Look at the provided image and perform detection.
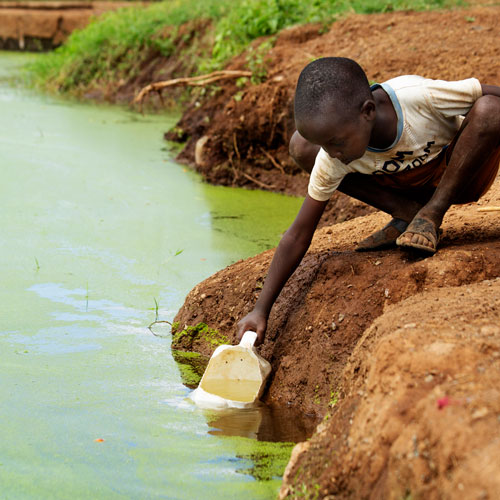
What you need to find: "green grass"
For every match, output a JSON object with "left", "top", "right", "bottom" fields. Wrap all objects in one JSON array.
[
  {"left": 29, "top": 0, "right": 228, "bottom": 92},
  {"left": 29, "top": 0, "right": 461, "bottom": 95}
]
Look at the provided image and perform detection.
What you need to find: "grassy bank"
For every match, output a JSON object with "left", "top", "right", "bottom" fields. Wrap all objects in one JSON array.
[{"left": 30, "top": 0, "right": 460, "bottom": 96}]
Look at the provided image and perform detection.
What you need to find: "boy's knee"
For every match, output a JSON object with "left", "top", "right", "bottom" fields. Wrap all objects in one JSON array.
[
  {"left": 289, "top": 131, "right": 320, "bottom": 174},
  {"left": 469, "top": 95, "right": 500, "bottom": 137}
]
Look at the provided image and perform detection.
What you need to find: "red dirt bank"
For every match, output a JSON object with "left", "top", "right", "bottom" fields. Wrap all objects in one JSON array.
[
  {"left": 167, "top": 4, "right": 500, "bottom": 498},
  {"left": 174, "top": 174, "right": 500, "bottom": 499}
]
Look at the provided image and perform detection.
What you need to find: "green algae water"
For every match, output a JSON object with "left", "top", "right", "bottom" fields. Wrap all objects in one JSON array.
[{"left": 0, "top": 53, "right": 309, "bottom": 499}]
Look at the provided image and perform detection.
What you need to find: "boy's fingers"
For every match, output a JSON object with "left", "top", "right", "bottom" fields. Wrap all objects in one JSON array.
[
  {"left": 236, "top": 319, "right": 252, "bottom": 342},
  {"left": 255, "top": 330, "right": 265, "bottom": 346},
  {"left": 236, "top": 316, "right": 265, "bottom": 344}
]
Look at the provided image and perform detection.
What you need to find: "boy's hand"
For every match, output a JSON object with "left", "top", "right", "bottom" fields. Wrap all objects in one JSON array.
[{"left": 236, "top": 310, "right": 267, "bottom": 345}]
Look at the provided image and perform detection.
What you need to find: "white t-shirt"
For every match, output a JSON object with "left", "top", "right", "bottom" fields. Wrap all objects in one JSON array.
[{"left": 308, "top": 75, "right": 483, "bottom": 201}]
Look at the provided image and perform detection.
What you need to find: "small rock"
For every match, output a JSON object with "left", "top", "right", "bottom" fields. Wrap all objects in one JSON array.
[
  {"left": 472, "top": 407, "right": 489, "bottom": 420},
  {"left": 404, "top": 323, "right": 417, "bottom": 329},
  {"left": 384, "top": 288, "right": 390, "bottom": 297},
  {"left": 200, "top": 293, "right": 206, "bottom": 300},
  {"left": 331, "top": 321, "right": 337, "bottom": 331},
  {"left": 338, "top": 313, "right": 345, "bottom": 323},
  {"left": 374, "top": 260, "right": 382, "bottom": 266}
]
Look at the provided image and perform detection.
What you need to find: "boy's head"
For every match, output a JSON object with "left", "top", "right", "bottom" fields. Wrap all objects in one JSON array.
[{"left": 294, "top": 57, "right": 375, "bottom": 164}]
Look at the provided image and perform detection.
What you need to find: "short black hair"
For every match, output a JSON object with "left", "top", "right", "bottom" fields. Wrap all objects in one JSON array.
[{"left": 294, "top": 57, "right": 371, "bottom": 123}]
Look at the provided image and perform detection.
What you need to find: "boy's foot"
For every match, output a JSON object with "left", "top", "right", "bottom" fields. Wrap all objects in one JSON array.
[
  {"left": 396, "top": 217, "right": 440, "bottom": 254},
  {"left": 355, "top": 218, "right": 409, "bottom": 251}
]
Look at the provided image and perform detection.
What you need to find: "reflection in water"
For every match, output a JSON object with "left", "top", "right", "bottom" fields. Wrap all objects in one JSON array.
[
  {"left": 204, "top": 404, "right": 319, "bottom": 443},
  {"left": 174, "top": 348, "right": 320, "bottom": 443}
]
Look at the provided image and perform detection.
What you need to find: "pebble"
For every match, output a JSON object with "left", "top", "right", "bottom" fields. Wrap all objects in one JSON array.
[
  {"left": 404, "top": 323, "right": 417, "bottom": 329},
  {"left": 472, "top": 407, "right": 489, "bottom": 419}
]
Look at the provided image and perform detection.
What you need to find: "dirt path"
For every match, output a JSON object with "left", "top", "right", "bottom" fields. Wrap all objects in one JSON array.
[{"left": 0, "top": 1, "right": 141, "bottom": 50}]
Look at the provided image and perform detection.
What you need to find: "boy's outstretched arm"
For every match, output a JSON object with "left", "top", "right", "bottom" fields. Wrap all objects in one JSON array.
[{"left": 236, "top": 194, "right": 328, "bottom": 344}]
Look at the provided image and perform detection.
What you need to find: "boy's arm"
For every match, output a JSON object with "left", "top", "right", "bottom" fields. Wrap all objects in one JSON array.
[
  {"left": 236, "top": 194, "right": 328, "bottom": 344},
  {"left": 481, "top": 84, "right": 500, "bottom": 98}
]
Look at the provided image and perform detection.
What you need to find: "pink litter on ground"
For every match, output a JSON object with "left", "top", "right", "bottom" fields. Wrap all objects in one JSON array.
[{"left": 437, "top": 396, "right": 451, "bottom": 410}]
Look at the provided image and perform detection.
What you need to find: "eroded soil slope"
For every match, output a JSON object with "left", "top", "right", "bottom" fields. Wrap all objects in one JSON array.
[
  {"left": 173, "top": 176, "right": 500, "bottom": 499},
  {"left": 280, "top": 277, "right": 500, "bottom": 499}
]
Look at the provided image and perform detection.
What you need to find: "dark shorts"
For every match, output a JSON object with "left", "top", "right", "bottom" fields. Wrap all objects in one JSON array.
[{"left": 372, "top": 145, "right": 500, "bottom": 205}]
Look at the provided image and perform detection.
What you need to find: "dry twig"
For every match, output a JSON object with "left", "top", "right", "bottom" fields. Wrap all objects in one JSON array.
[
  {"left": 477, "top": 206, "right": 500, "bottom": 212},
  {"left": 134, "top": 70, "right": 252, "bottom": 109}
]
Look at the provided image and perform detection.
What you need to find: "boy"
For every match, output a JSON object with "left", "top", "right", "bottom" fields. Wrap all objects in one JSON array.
[{"left": 237, "top": 57, "right": 500, "bottom": 343}]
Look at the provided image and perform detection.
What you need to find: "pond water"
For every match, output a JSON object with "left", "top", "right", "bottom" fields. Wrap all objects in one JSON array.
[{"left": 0, "top": 53, "right": 313, "bottom": 498}]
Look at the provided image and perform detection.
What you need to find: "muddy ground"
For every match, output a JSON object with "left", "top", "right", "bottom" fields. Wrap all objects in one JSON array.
[{"left": 168, "top": 3, "right": 500, "bottom": 498}]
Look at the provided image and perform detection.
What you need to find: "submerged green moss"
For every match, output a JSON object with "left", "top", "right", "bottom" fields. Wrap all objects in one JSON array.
[
  {"left": 171, "top": 349, "right": 208, "bottom": 388},
  {"left": 235, "top": 440, "right": 293, "bottom": 482}
]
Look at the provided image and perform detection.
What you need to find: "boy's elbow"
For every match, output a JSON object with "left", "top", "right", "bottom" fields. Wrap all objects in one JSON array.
[{"left": 280, "top": 226, "right": 313, "bottom": 250}]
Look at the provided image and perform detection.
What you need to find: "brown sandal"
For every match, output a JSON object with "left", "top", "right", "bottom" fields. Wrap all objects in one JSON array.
[
  {"left": 356, "top": 218, "right": 409, "bottom": 252},
  {"left": 396, "top": 217, "right": 440, "bottom": 255}
]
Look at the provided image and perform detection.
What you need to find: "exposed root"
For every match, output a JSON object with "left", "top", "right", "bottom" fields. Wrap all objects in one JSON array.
[
  {"left": 259, "top": 145, "right": 285, "bottom": 175},
  {"left": 133, "top": 70, "right": 252, "bottom": 110}
]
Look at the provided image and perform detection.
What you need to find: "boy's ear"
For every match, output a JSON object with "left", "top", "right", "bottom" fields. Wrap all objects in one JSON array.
[{"left": 360, "top": 99, "right": 376, "bottom": 121}]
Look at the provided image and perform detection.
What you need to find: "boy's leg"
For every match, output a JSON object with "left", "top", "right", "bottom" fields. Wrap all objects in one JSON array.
[
  {"left": 397, "top": 95, "right": 500, "bottom": 252},
  {"left": 289, "top": 131, "right": 425, "bottom": 249}
]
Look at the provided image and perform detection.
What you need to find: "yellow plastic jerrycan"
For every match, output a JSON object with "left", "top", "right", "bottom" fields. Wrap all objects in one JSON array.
[{"left": 190, "top": 331, "right": 272, "bottom": 409}]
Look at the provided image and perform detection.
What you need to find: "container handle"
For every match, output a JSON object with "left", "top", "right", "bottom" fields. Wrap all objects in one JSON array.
[{"left": 239, "top": 331, "right": 257, "bottom": 348}]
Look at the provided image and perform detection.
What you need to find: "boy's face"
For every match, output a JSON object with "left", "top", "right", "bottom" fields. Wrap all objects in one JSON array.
[{"left": 296, "top": 102, "right": 374, "bottom": 165}]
